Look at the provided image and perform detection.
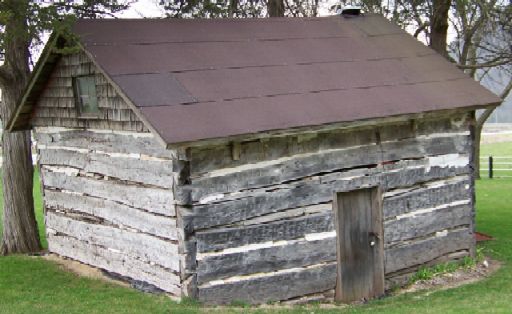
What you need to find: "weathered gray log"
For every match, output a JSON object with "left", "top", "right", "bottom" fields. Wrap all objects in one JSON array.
[
  {"left": 414, "top": 113, "right": 469, "bottom": 137},
  {"left": 280, "top": 289, "right": 335, "bottom": 305},
  {"left": 380, "top": 134, "right": 468, "bottom": 161},
  {"left": 195, "top": 212, "right": 333, "bottom": 253},
  {"left": 189, "top": 128, "right": 377, "bottom": 176},
  {"left": 384, "top": 251, "right": 469, "bottom": 289},
  {"left": 48, "top": 234, "right": 181, "bottom": 295},
  {"left": 184, "top": 161, "right": 469, "bottom": 231},
  {"left": 383, "top": 178, "right": 470, "bottom": 218},
  {"left": 198, "top": 263, "right": 337, "bottom": 304},
  {"left": 46, "top": 212, "right": 179, "bottom": 271},
  {"left": 179, "top": 239, "right": 198, "bottom": 276},
  {"left": 39, "top": 148, "right": 174, "bottom": 188},
  {"left": 187, "top": 135, "right": 469, "bottom": 201},
  {"left": 193, "top": 178, "right": 471, "bottom": 252},
  {"left": 182, "top": 157, "right": 455, "bottom": 206},
  {"left": 42, "top": 170, "right": 175, "bottom": 216},
  {"left": 197, "top": 237, "right": 336, "bottom": 284},
  {"left": 385, "top": 228, "right": 473, "bottom": 273},
  {"left": 34, "top": 129, "right": 171, "bottom": 158},
  {"left": 384, "top": 203, "right": 471, "bottom": 244},
  {"left": 379, "top": 113, "right": 469, "bottom": 142},
  {"left": 188, "top": 115, "right": 468, "bottom": 176},
  {"left": 240, "top": 204, "right": 330, "bottom": 226},
  {"left": 33, "top": 117, "right": 148, "bottom": 132},
  {"left": 44, "top": 190, "right": 178, "bottom": 240}
]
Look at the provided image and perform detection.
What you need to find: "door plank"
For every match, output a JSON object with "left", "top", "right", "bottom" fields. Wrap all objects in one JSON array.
[{"left": 334, "top": 186, "right": 384, "bottom": 303}]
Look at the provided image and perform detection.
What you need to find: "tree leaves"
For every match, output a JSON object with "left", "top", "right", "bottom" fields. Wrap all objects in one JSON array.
[{"left": 0, "top": 0, "right": 130, "bottom": 65}]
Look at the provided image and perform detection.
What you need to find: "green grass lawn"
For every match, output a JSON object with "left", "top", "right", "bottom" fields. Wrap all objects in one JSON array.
[{"left": 0, "top": 143, "right": 511, "bottom": 313}]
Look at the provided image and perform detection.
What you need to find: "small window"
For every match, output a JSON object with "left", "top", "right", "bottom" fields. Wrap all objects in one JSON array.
[{"left": 73, "top": 75, "right": 99, "bottom": 117}]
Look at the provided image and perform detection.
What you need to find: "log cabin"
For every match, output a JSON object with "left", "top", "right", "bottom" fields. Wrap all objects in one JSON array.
[{"left": 7, "top": 14, "right": 502, "bottom": 304}]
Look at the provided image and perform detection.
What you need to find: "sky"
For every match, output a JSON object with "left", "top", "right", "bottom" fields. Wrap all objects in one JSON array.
[
  {"left": 120, "top": 0, "right": 166, "bottom": 18},
  {"left": 117, "top": 0, "right": 436, "bottom": 43},
  {"left": 119, "top": 0, "right": 341, "bottom": 18}
]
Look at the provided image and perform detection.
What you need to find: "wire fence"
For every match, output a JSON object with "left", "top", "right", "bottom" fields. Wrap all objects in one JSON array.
[{"left": 480, "top": 156, "right": 512, "bottom": 178}]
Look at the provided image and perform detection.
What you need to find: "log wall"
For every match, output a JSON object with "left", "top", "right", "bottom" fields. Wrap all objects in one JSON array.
[
  {"left": 35, "top": 127, "right": 181, "bottom": 296},
  {"left": 175, "top": 112, "right": 476, "bottom": 304}
]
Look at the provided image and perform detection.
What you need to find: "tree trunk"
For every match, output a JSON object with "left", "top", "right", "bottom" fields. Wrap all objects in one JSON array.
[
  {"left": 430, "top": 0, "right": 451, "bottom": 57},
  {"left": 0, "top": 0, "right": 41, "bottom": 255},
  {"left": 0, "top": 110, "right": 39, "bottom": 255},
  {"left": 268, "top": 0, "right": 284, "bottom": 17},
  {"left": 228, "top": 0, "right": 238, "bottom": 17}
]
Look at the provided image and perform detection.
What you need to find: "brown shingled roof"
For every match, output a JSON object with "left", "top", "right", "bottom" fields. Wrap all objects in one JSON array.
[{"left": 9, "top": 15, "right": 501, "bottom": 144}]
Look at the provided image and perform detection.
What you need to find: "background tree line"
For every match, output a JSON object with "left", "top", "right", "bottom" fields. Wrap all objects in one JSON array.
[{"left": 0, "top": 0, "right": 510, "bottom": 254}]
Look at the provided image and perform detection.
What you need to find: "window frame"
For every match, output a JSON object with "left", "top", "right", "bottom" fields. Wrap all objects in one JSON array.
[{"left": 72, "top": 75, "right": 101, "bottom": 119}]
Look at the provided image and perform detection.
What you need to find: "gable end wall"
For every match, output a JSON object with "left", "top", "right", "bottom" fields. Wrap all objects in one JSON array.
[
  {"left": 32, "top": 50, "right": 181, "bottom": 296},
  {"left": 31, "top": 50, "right": 148, "bottom": 132}
]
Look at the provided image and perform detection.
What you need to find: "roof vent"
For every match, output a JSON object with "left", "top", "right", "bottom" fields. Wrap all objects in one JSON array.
[{"left": 341, "top": 4, "right": 362, "bottom": 16}]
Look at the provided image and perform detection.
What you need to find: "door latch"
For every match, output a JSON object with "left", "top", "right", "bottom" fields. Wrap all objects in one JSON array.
[{"left": 369, "top": 232, "right": 380, "bottom": 247}]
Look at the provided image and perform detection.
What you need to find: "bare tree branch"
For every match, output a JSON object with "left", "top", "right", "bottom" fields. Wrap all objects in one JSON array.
[
  {"left": 476, "top": 78, "right": 512, "bottom": 126},
  {"left": 457, "top": 58, "right": 512, "bottom": 69},
  {"left": 413, "top": 22, "right": 429, "bottom": 38},
  {"left": 499, "top": 77, "right": 512, "bottom": 100}
]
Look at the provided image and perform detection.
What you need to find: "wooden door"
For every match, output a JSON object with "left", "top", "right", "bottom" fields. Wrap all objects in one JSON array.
[{"left": 334, "top": 187, "right": 384, "bottom": 303}]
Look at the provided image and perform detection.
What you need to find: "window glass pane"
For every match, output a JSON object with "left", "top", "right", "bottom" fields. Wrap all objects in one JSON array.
[{"left": 75, "top": 76, "right": 99, "bottom": 115}]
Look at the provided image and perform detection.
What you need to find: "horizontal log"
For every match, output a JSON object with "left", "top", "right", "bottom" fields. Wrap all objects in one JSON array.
[
  {"left": 46, "top": 212, "right": 179, "bottom": 271},
  {"left": 384, "top": 178, "right": 470, "bottom": 218},
  {"left": 43, "top": 170, "right": 174, "bottom": 216},
  {"left": 193, "top": 177, "right": 471, "bottom": 252},
  {"left": 183, "top": 160, "right": 395, "bottom": 206},
  {"left": 198, "top": 263, "right": 337, "bottom": 304},
  {"left": 184, "top": 159, "right": 469, "bottom": 231},
  {"left": 32, "top": 117, "right": 148, "bottom": 133},
  {"left": 195, "top": 212, "right": 334, "bottom": 253},
  {"left": 384, "top": 251, "right": 470, "bottom": 290},
  {"left": 189, "top": 128, "right": 377, "bottom": 176},
  {"left": 197, "top": 237, "right": 336, "bottom": 284},
  {"left": 385, "top": 228, "right": 473, "bottom": 273},
  {"left": 179, "top": 240, "right": 198, "bottom": 276},
  {"left": 240, "top": 203, "right": 330, "bottom": 226},
  {"left": 48, "top": 234, "right": 181, "bottom": 295},
  {"left": 39, "top": 148, "right": 174, "bottom": 188},
  {"left": 45, "top": 190, "right": 178, "bottom": 240},
  {"left": 414, "top": 113, "right": 469, "bottom": 138},
  {"left": 34, "top": 129, "right": 172, "bottom": 158},
  {"left": 196, "top": 220, "right": 472, "bottom": 301},
  {"left": 187, "top": 134, "right": 469, "bottom": 201},
  {"left": 384, "top": 203, "right": 471, "bottom": 244},
  {"left": 189, "top": 115, "right": 468, "bottom": 176}
]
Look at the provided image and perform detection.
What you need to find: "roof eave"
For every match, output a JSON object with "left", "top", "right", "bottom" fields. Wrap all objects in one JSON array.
[{"left": 166, "top": 102, "right": 501, "bottom": 149}]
